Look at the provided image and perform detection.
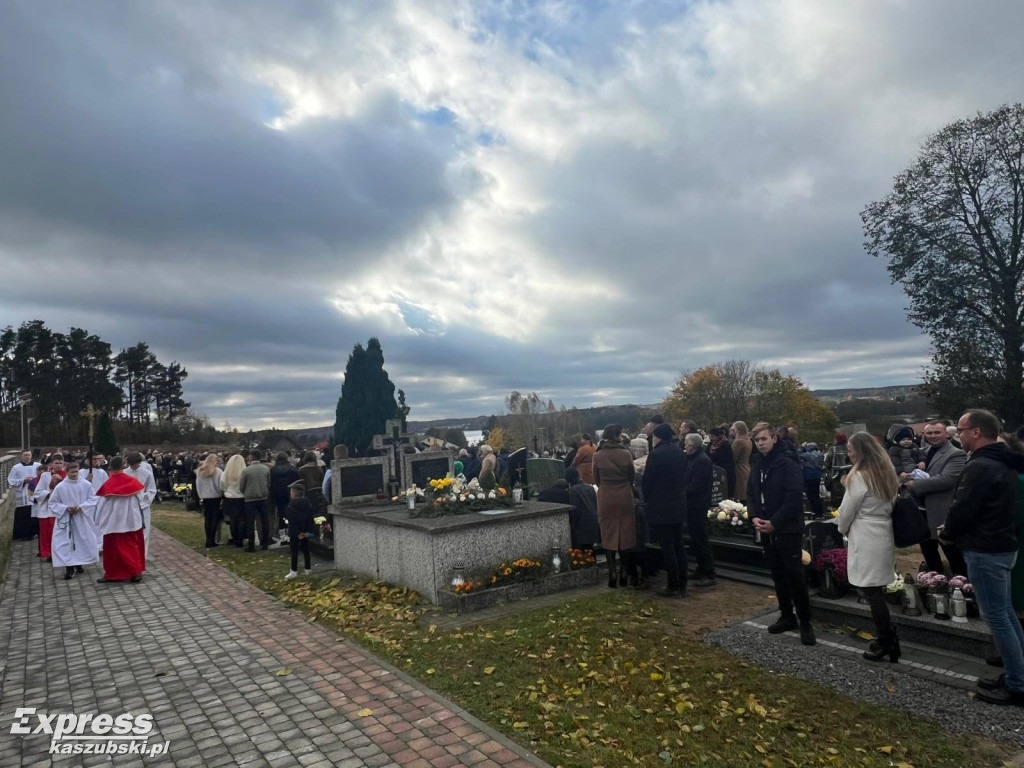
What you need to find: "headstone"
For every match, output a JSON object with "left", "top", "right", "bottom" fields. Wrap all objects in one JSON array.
[
  {"left": 506, "top": 448, "right": 528, "bottom": 488},
  {"left": 403, "top": 451, "right": 454, "bottom": 490},
  {"left": 332, "top": 456, "right": 393, "bottom": 505},
  {"left": 804, "top": 519, "right": 845, "bottom": 564},
  {"left": 526, "top": 458, "right": 565, "bottom": 496},
  {"left": 710, "top": 465, "right": 728, "bottom": 507}
]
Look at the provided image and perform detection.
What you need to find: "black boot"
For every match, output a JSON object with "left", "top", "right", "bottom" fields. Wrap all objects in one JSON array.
[
  {"left": 618, "top": 560, "right": 629, "bottom": 588},
  {"left": 63, "top": 568, "right": 75, "bottom": 581},
  {"left": 606, "top": 551, "right": 617, "bottom": 588},
  {"left": 863, "top": 627, "right": 900, "bottom": 663}
]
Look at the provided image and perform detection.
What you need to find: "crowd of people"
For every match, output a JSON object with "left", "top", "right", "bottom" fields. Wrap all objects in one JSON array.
[{"left": 7, "top": 446, "right": 334, "bottom": 582}]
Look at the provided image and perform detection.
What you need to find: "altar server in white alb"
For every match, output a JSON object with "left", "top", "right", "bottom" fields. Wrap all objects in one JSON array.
[
  {"left": 80, "top": 454, "right": 109, "bottom": 493},
  {"left": 48, "top": 462, "right": 100, "bottom": 581},
  {"left": 94, "top": 456, "right": 147, "bottom": 584},
  {"left": 125, "top": 452, "right": 157, "bottom": 559},
  {"left": 32, "top": 454, "right": 67, "bottom": 560},
  {"left": 7, "top": 449, "right": 40, "bottom": 541}
]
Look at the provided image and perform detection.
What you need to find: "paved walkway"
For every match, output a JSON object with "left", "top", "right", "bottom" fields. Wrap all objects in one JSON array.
[{"left": 0, "top": 530, "right": 550, "bottom": 768}]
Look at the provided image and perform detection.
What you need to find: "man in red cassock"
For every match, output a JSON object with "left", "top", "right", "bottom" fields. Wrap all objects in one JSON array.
[{"left": 94, "top": 455, "right": 147, "bottom": 583}]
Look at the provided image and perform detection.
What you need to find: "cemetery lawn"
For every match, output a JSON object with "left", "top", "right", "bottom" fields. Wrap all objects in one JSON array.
[{"left": 153, "top": 505, "right": 1003, "bottom": 768}]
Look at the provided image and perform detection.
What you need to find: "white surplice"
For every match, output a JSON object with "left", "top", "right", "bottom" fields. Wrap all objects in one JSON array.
[
  {"left": 7, "top": 461, "right": 40, "bottom": 507},
  {"left": 49, "top": 478, "right": 100, "bottom": 568},
  {"left": 125, "top": 463, "right": 157, "bottom": 556},
  {"left": 31, "top": 473, "right": 61, "bottom": 519},
  {"left": 81, "top": 467, "right": 109, "bottom": 493}
]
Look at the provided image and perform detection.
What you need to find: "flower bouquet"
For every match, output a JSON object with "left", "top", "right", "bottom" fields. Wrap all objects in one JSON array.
[
  {"left": 914, "top": 571, "right": 949, "bottom": 613},
  {"left": 883, "top": 573, "right": 904, "bottom": 605},
  {"left": 489, "top": 557, "right": 544, "bottom": 587},
  {"left": 813, "top": 548, "right": 848, "bottom": 599},
  {"left": 566, "top": 548, "right": 597, "bottom": 571},
  {"left": 706, "top": 499, "right": 751, "bottom": 536},
  {"left": 408, "top": 475, "right": 514, "bottom": 518}
]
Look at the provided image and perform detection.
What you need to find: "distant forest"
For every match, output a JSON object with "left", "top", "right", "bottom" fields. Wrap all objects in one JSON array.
[{"left": 0, "top": 320, "right": 215, "bottom": 448}]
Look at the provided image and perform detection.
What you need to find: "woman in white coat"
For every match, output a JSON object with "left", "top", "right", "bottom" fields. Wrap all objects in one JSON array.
[{"left": 837, "top": 431, "right": 900, "bottom": 662}]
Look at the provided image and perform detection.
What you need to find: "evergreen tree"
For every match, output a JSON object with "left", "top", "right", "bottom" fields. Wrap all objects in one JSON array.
[
  {"left": 95, "top": 412, "right": 119, "bottom": 455},
  {"left": 333, "top": 338, "right": 403, "bottom": 456}
]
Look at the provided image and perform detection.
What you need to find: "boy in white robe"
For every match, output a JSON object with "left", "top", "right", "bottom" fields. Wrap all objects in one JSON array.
[
  {"left": 125, "top": 452, "right": 157, "bottom": 559},
  {"left": 31, "top": 455, "right": 66, "bottom": 560},
  {"left": 94, "top": 456, "right": 147, "bottom": 583},
  {"left": 81, "top": 454, "right": 110, "bottom": 493},
  {"left": 49, "top": 463, "right": 100, "bottom": 580}
]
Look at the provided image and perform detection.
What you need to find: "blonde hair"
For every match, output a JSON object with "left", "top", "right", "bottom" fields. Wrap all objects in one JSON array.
[
  {"left": 731, "top": 421, "right": 749, "bottom": 437},
  {"left": 222, "top": 454, "right": 246, "bottom": 489},
  {"left": 847, "top": 432, "right": 898, "bottom": 500},
  {"left": 750, "top": 422, "right": 772, "bottom": 438},
  {"left": 197, "top": 453, "right": 220, "bottom": 478}
]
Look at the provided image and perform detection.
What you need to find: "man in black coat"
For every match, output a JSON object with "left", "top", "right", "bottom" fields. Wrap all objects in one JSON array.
[
  {"left": 749, "top": 422, "right": 815, "bottom": 645},
  {"left": 642, "top": 423, "right": 688, "bottom": 597},
  {"left": 941, "top": 409, "right": 1024, "bottom": 706},
  {"left": 682, "top": 434, "right": 716, "bottom": 587}
]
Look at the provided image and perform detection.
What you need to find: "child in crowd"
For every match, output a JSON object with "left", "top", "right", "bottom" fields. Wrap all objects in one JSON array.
[
  {"left": 888, "top": 427, "right": 926, "bottom": 474},
  {"left": 285, "top": 480, "right": 315, "bottom": 579}
]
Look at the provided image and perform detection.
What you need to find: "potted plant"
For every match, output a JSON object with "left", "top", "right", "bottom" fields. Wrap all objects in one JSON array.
[{"left": 883, "top": 573, "right": 904, "bottom": 606}]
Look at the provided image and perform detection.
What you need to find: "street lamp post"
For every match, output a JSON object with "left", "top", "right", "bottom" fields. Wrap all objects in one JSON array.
[
  {"left": 19, "top": 396, "right": 32, "bottom": 449},
  {"left": 26, "top": 417, "right": 36, "bottom": 452}
]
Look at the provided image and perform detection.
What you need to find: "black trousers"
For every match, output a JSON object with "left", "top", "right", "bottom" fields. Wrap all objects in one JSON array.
[
  {"left": 12, "top": 505, "right": 38, "bottom": 540},
  {"left": 685, "top": 507, "right": 715, "bottom": 575},
  {"left": 245, "top": 499, "right": 270, "bottom": 550},
  {"left": 224, "top": 498, "right": 246, "bottom": 545},
  {"left": 857, "top": 585, "right": 894, "bottom": 643},
  {"left": 763, "top": 533, "right": 811, "bottom": 624},
  {"left": 653, "top": 523, "right": 687, "bottom": 590},
  {"left": 202, "top": 498, "right": 222, "bottom": 546},
  {"left": 920, "top": 537, "right": 967, "bottom": 577},
  {"left": 272, "top": 493, "right": 290, "bottom": 532},
  {"left": 804, "top": 478, "right": 824, "bottom": 518},
  {"left": 290, "top": 536, "right": 311, "bottom": 571}
]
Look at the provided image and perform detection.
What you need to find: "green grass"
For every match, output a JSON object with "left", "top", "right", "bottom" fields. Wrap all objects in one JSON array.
[{"left": 153, "top": 504, "right": 1002, "bottom": 768}]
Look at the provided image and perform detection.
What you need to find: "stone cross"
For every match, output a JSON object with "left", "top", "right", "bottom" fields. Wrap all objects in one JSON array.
[{"left": 372, "top": 419, "right": 417, "bottom": 491}]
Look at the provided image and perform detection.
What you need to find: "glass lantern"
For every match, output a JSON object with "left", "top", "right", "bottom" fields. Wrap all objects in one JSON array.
[{"left": 450, "top": 560, "right": 465, "bottom": 591}]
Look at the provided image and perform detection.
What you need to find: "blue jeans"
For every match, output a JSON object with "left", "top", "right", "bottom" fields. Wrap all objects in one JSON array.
[{"left": 964, "top": 550, "right": 1024, "bottom": 692}]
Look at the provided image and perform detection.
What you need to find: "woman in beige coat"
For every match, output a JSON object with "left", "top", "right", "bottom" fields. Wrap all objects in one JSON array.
[
  {"left": 593, "top": 424, "right": 636, "bottom": 588},
  {"left": 730, "top": 421, "right": 752, "bottom": 501}
]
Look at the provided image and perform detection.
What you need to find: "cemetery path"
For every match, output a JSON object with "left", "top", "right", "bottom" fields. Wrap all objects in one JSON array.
[{"left": 0, "top": 530, "right": 550, "bottom": 768}]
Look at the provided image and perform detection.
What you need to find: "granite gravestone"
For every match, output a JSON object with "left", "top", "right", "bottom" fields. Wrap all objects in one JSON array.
[
  {"left": 710, "top": 465, "right": 728, "bottom": 507},
  {"left": 332, "top": 456, "right": 393, "bottom": 505},
  {"left": 403, "top": 452, "right": 454, "bottom": 491},
  {"left": 526, "top": 457, "right": 565, "bottom": 497}
]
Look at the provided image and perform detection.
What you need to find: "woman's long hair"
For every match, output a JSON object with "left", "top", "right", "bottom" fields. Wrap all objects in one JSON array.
[
  {"left": 222, "top": 454, "right": 246, "bottom": 489},
  {"left": 197, "top": 453, "right": 219, "bottom": 478},
  {"left": 847, "top": 432, "right": 898, "bottom": 500},
  {"left": 301, "top": 450, "right": 317, "bottom": 466}
]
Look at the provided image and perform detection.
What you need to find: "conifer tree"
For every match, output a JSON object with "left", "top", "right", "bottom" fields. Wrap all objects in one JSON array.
[{"left": 333, "top": 338, "right": 403, "bottom": 455}]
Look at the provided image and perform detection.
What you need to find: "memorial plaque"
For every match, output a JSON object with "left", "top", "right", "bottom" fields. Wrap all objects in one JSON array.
[
  {"left": 710, "top": 465, "right": 728, "bottom": 507},
  {"left": 332, "top": 456, "right": 393, "bottom": 505},
  {"left": 402, "top": 452, "right": 454, "bottom": 491},
  {"left": 526, "top": 458, "right": 565, "bottom": 496}
]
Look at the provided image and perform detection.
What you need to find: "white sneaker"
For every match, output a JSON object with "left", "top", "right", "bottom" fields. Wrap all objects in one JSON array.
[
  {"left": 302, "top": 569, "right": 312, "bottom": 576},
  {"left": 285, "top": 570, "right": 298, "bottom": 580}
]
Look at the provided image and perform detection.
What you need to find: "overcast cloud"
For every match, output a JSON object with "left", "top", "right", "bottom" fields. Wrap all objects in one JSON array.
[{"left": 2, "top": 1, "right": 1022, "bottom": 429}]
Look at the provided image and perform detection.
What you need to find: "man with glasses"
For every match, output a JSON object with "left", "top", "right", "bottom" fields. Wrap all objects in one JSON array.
[{"left": 941, "top": 409, "right": 1024, "bottom": 706}]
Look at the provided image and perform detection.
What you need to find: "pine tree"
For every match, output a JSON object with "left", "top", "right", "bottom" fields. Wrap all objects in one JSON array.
[
  {"left": 95, "top": 412, "right": 119, "bottom": 455},
  {"left": 333, "top": 338, "right": 403, "bottom": 456}
]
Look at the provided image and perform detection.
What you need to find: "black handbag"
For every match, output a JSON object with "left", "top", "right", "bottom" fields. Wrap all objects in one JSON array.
[{"left": 892, "top": 490, "right": 929, "bottom": 548}]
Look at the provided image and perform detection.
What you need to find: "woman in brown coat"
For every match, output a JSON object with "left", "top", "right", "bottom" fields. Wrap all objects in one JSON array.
[
  {"left": 731, "top": 420, "right": 752, "bottom": 502},
  {"left": 593, "top": 424, "right": 636, "bottom": 588}
]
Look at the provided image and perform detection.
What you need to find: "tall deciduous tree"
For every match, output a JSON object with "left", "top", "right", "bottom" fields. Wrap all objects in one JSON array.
[
  {"left": 333, "top": 338, "right": 403, "bottom": 456},
  {"left": 662, "top": 361, "right": 838, "bottom": 444},
  {"left": 862, "top": 103, "right": 1024, "bottom": 424}
]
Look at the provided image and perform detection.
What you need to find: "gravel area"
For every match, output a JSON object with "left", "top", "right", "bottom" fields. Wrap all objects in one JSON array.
[{"left": 705, "top": 621, "right": 1024, "bottom": 747}]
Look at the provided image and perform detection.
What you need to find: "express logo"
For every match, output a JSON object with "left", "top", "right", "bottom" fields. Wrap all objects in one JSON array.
[{"left": 9, "top": 708, "right": 169, "bottom": 757}]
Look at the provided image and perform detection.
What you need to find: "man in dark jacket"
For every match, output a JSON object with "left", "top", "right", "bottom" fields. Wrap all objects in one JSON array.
[
  {"left": 682, "top": 434, "right": 715, "bottom": 587},
  {"left": 642, "top": 423, "right": 688, "bottom": 597},
  {"left": 749, "top": 422, "right": 814, "bottom": 645},
  {"left": 942, "top": 409, "right": 1024, "bottom": 706}
]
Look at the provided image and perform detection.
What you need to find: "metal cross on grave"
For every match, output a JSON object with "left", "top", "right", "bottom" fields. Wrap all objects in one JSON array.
[{"left": 372, "top": 418, "right": 416, "bottom": 492}]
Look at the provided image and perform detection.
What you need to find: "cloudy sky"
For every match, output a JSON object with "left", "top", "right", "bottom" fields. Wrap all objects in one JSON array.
[{"left": 2, "top": 1, "right": 1021, "bottom": 429}]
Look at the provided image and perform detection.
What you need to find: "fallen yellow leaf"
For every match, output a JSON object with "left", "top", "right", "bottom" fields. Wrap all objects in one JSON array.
[
  {"left": 356, "top": 708, "right": 373, "bottom": 717},
  {"left": 275, "top": 668, "right": 291, "bottom": 676},
  {"left": 484, "top": 667, "right": 496, "bottom": 675}
]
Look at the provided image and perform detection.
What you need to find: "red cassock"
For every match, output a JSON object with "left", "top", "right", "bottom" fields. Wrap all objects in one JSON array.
[
  {"left": 38, "top": 518, "right": 55, "bottom": 558},
  {"left": 95, "top": 473, "right": 147, "bottom": 581},
  {"left": 102, "top": 530, "right": 146, "bottom": 580}
]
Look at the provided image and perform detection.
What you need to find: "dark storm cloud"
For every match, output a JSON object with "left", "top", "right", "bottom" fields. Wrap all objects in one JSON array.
[{"left": 2, "top": 1, "right": 1023, "bottom": 429}]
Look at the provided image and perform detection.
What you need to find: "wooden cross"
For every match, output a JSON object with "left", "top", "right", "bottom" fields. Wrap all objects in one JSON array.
[{"left": 81, "top": 403, "right": 97, "bottom": 442}]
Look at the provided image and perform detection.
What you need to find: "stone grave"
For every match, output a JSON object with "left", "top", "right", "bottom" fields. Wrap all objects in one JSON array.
[
  {"left": 330, "top": 455, "right": 394, "bottom": 505},
  {"left": 710, "top": 465, "right": 728, "bottom": 506}
]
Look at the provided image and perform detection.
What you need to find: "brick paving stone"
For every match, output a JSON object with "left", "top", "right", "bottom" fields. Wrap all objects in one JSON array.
[{"left": 0, "top": 531, "right": 550, "bottom": 768}]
